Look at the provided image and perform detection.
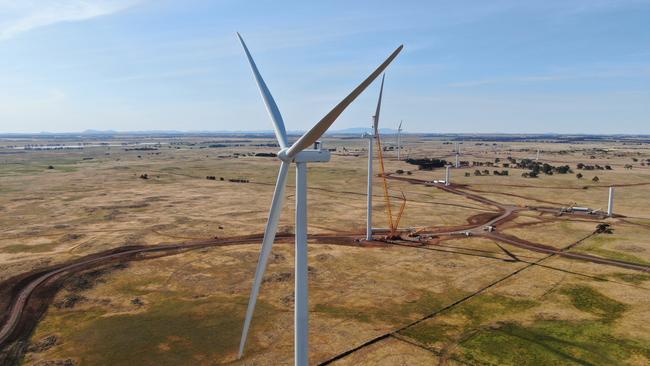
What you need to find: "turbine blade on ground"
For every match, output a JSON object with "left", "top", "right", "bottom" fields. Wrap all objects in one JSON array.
[
  {"left": 373, "top": 74, "right": 385, "bottom": 132},
  {"left": 238, "top": 161, "right": 290, "bottom": 358},
  {"left": 237, "top": 33, "right": 289, "bottom": 149},
  {"left": 286, "top": 45, "right": 403, "bottom": 158}
]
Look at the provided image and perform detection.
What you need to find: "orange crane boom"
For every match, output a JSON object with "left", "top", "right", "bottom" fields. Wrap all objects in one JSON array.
[
  {"left": 375, "top": 130, "right": 394, "bottom": 230},
  {"left": 371, "top": 73, "right": 406, "bottom": 238},
  {"left": 375, "top": 130, "right": 406, "bottom": 237}
]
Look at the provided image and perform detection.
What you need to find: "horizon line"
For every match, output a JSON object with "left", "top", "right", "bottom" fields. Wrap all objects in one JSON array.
[{"left": 1, "top": 129, "right": 650, "bottom": 137}]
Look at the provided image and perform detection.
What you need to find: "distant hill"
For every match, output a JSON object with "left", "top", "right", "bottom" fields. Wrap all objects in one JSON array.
[
  {"left": 2, "top": 130, "right": 650, "bottom": 143},
  {"left": 330, "top": 127, "right": 400, "bottom": 135},
  {"left": 2, "top": 127, "right": 401, "bottom": 137}
]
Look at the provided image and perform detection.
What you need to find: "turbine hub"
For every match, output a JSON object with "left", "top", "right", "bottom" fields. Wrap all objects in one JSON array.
[{"left": 277, "top": 148, "right": 291, "bottom": 162}]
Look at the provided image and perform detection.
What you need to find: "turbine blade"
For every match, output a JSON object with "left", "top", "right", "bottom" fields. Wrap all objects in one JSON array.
[
  {"left": 398, "top": 120, "right": 402, "bottom": 130},
  {"left": 237, "top": 33, "right": 289, "bottom": 149},
  {"left": 373, "top": 74, "right": 385, "bottom": 133},
  {"left": 238, "top": 161, "right": 290, "bottom": 358},
  {"left": 286, "top": 45, "right": 403, "bottom": 158}
]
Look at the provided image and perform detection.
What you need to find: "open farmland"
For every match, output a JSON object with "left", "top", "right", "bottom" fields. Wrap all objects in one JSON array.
[{"left": 1, "top": 133, "right": 649, "bottom": 365}]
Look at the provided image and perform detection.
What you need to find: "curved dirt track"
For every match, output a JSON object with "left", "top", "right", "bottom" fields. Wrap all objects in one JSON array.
[
  {"left": 1, "top": 175, "right": 649, "bottom": 362},
  {"left": 0, "top": 233, "right": 363, "bottom": 347},
  {"left": 385, "top": 175, "right": 649, "bottom": 272}
]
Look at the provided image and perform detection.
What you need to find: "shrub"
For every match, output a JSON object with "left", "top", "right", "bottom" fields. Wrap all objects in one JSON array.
[{"left": 406, "top": 158, "right": 447, "bottom": 170}]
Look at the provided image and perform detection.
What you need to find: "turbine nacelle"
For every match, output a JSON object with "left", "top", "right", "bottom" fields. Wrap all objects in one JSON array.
[
  {"left": 292, "top": 148, "right": 331, "bottom": 163},
  {"left": 277, "top": 142, "right": 331, "bottom": 163}
]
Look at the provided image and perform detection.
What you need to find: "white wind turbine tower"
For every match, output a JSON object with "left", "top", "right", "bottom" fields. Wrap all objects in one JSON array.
[
  {"left": 362, "top": 74, "right": 386, "bottom": 241},
  {"left": 362, "top": 124, "right": 374, "bottom": 240},
  {"left": 396, "top": 120, "right": 403, "bottom": 161},
  {"left": 454, "top": 142, "right": 460, "bottom": 168},
  {"left": 236, "top": 33, "right": 402, "bottom": 366}
]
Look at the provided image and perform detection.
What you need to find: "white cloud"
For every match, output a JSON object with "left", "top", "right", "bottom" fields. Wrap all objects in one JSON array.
[{"left": 0, "top": 0, "right": 140, "bottom": 41}]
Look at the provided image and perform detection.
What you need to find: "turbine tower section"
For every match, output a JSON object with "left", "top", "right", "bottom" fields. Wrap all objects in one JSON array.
[
  {"left": 445, "top": 165, "right": 451, "bottom": 186},
  {"left": 607, "top": 187, "right": 614, "bottom": 217}
]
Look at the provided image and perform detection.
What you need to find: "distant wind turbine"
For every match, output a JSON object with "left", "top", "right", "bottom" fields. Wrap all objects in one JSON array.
[
  {"left": 362, "top": 74, "right": 386, "bottom": 241},
  {"left": 396, "top": 120, "right": 403, "bottom": 161},
  {"left": 236, "top": 33, "right": 402, "bottom": 366}
]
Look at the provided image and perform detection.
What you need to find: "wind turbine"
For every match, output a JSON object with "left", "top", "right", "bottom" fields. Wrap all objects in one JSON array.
[
  {"left": 235, "top": 33, "right": 402, "bottom": 366},
  {"left": 362, "top": 75, "right": 385, "bottom": 241},
  {"left": 396, "top": 120, "right": 403, "bottom": 161}
]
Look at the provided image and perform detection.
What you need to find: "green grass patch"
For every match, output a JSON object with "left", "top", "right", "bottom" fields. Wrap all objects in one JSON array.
[
  {"left": 461, "top": 320, "right": 650, "bottom": 366},
  {"left": 458, "top": 293, "right": 538, "bottom": 324},
  {"left": 313, "top": 304, "right": 372, "bottom": 323},
  {"left": 315, "top": 289, "right": 469, "bottom": 327},
  {"left": 561, "top": 285, "right": 628, "bottom": 323},
  {"left": 400, "top": 294, "right": 538, "bottom": 345},
  {"left": 42, "top": 296, "right": 271, "bottom": 365},
  {"left": 573, "top": 236, "right": 650, "bottom": 266},
  {"left": 400, "top": 289, "right": 648, "bottom": 365}
]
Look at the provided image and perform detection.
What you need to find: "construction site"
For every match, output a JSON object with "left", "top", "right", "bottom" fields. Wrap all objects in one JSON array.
[{"left": 1, "top": 130, "right": 650, "bottom": 365}]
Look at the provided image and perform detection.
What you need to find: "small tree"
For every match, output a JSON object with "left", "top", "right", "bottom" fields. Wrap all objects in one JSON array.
[
  {"left": 596, "top": 223, "right": 613, "bottom": 234},
  {"left": 592, "top": 176, "right": 599, "bottom": 183},
  {"left": 576, "top": 173, "right": 583, "bottom": 179}
]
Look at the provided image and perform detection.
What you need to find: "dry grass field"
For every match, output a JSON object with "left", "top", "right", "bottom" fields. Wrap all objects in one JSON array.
[{"left": 1, "top": 134, "right": 649, "bottom": 365}]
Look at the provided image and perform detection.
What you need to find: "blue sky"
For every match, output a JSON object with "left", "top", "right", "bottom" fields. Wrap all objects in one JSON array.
[{"left": 0, "top": 0, "right": 649, "bottom": 134}]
